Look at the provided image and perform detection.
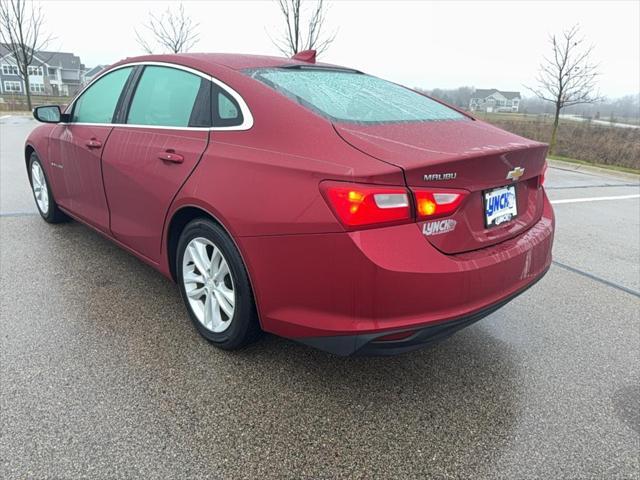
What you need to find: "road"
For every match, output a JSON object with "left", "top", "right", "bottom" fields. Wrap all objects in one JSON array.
[
  {"left": 560, "top": 113, "right": 640, "bottom": 130},
  {"left": 1, "top": 116, "right": 639, "bottom": 479}
]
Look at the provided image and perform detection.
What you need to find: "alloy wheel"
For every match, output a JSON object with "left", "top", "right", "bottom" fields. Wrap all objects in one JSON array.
[
  {"left": 182, "top": 237, "right": 236, "bottom": 333},
  {"left": 31, "top": 161, "right": 49, "bottom": 215}
]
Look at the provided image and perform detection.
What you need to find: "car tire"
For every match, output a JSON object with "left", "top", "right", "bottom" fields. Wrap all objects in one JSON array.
[
  {"left": 28, "top": 152, "right": 68, "bottom": 223},
  {"left": 176, "top": 218, "right": 261, "bottom": 350}
]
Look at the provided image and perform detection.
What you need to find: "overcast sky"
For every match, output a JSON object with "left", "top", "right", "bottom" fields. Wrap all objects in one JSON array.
[{"left": 40, "top": 0, "right": 639, "bottom": 98}]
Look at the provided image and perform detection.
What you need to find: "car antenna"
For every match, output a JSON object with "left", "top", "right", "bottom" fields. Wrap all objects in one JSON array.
[{"left": 292, "top": 50, "right": 316, "bottom": 63}]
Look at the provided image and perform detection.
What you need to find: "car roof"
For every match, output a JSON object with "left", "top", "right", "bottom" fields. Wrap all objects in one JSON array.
[{"left": 113, "top": 52, "right": 345, "bottom": 72}]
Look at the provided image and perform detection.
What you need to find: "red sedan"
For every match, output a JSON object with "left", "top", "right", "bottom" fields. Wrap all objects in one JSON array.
[{"left": 26, "top": 51, "right": 554, "bottom": 355}]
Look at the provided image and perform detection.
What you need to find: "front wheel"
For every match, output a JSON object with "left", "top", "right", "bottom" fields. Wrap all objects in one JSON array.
[
  {"left": 29, "top": 153, "right": 67, "bottom": 223},
  {"left": 176, "top": 218, "right": 261, "bottom": 350}
]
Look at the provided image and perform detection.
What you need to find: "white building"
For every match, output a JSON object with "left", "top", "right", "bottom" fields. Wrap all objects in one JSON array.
[{"left": 469, "top": 89, "right": 521, "bottom": 113}]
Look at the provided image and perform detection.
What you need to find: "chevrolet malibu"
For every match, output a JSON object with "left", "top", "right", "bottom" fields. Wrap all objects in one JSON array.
[{"left": 25, "top": 51, "right": 554, "bottom": 355}]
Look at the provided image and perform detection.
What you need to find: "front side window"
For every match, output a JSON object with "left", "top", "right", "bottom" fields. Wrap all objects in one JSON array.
[
  {"left": 250, "top": 68, "right": 466, "bottom": 124},
  {"left": 73, "top": 67, "right": 133, "bottom": 124},
  {"left": 127, "top": 66, "right": 202, "bottom": 127}
]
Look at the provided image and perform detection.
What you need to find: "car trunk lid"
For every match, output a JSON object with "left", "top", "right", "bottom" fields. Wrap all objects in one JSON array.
[{"left": 334, "top": 119, "right": 548, "bottom": 254}]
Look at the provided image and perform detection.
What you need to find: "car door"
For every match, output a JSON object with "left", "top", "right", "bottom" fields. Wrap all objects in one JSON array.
[
  {"left": 48, "top": 66, "right": 135, "bottom": 233},
  {"left": 101, "top": 65, "right": 211, "bottom": 263}
]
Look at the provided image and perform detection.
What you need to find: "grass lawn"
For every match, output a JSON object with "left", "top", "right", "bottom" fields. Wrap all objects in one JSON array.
[
  {"left": 479, "top": 112, "right": 639, "bottom": 171},
  {"left": 475, "top": 112, "right": 549, "bottom": 123}
]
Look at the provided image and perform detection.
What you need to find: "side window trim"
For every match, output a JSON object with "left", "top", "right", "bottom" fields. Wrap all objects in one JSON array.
[
  {"left": 188, "top": 78, "right": 213, "bottom": 128},
  {"left": 113, "top": 65, "right": 145, "bottom": 125},
  {"left": 213, "top": 84, "right": 244, "bottom": 127},
  {"left": 208, "top": 74, "right": 253, "bottom": 131},
  {"left": 65, "top": 61, "right": 253, "bottom": 131}
]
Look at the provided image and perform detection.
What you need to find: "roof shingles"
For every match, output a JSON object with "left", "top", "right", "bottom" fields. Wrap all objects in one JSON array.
[
  {"left": 0, "top": 43, "right": 83, "bottom": 70},
  {"left": 472, "top": 88, "right": 521, "bottom": 100}
]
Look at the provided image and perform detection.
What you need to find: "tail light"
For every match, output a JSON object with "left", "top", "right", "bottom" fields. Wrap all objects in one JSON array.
[
  {"left": 321, "top": 182, "right": 468, "bottom": 229},
  {"left": 413, "top": 188, "right": 468, "bottom": 220},
  {"left": 321, "top": 182, "right": 411, "bottom": 228}
]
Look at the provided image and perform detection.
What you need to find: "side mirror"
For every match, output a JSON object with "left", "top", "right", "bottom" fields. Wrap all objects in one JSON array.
[{"left": 33, "top": 105, "right": 71, "bottom": 124}]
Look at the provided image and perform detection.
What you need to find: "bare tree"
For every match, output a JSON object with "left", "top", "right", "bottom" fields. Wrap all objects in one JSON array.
[
  {"left": 0, "top": 0, "right": 52, "bottom": 109},
  {"left": 135, "top": 3, "right": 199, "bottom": 54},
  {"left": 271, "top": 0, "right": 336, "bottom": 57},
  {"left": 527, "top": 25, "right": 603, "bottom": 154}
]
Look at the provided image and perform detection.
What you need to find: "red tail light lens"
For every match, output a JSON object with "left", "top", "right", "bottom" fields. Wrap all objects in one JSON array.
[
  {"left": 540, "top": 161, "right": 548, "bottom": 186},
  {"left": 322, "top": 183, "right": 468, "bottom": 229},
  {"left": 321, "top": 182, "right": 411, "bottom": 228},
  {"left": 413, "top": 188, "right": 468, "bottom": 220}
]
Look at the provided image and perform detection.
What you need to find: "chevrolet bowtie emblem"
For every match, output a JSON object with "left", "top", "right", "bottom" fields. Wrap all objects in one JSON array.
[{"left": 506, "top": 167, "right": 525, "bottom": 182}]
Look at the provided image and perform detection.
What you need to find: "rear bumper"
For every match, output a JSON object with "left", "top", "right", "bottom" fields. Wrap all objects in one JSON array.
[
  {"left": 238, "top": 192, "right": 555, "bottom": 354},
  {"left": 297, "top": 265, "right": 549, "bottom": 355}
]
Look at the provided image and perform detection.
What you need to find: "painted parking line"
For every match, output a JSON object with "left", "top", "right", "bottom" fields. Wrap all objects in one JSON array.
[
  {"left": 546, "top": 183, "right": 640, "bottom": 190},
  {"left": 553, "top": 260, "right": 640, "bottom": 298},
  {"left": 550, "top": 194, "right": 640, "bottom": 205},
  {"left": 0, "top": 211, "right": 39, "bottom": 217}
]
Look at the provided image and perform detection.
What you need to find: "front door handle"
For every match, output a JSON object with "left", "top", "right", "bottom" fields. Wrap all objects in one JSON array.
[
  {"left": 86, "top": 138, "right": 102, "bottom": 149},
  {"left": 158, "top": 150, "right": 184, "bottom": 164}
]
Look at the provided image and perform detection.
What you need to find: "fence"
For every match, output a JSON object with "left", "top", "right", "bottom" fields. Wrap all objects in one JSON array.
[{"left": 0, "top": 94, "right": 73, "bottom": 112}]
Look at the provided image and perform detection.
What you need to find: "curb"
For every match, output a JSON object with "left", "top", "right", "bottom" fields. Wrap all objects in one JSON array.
[
  {"left": 548, "top": 158, "right": 640, "bottom": 182},
  {"left": 0, "top": 112, "right": 32, "bottom": 118}
]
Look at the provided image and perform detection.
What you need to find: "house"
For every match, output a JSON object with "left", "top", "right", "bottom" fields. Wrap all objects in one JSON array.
[
  {"left": 0, "top": 43, "right": 85, "bottom": 97},
  {"left": 83, "top": 65, "right": 108, "bottom": 85},
  {"left": 469, "top": 89, "right": 521, "bottom": 113}
]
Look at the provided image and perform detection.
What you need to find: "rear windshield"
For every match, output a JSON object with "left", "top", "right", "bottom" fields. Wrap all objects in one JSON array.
[{"left": 248, "top": 68, "right": 466, "bottom": 124}]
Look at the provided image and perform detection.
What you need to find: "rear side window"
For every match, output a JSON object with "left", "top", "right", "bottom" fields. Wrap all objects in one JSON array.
[
  {"left": 127, "top": 66, "right": 203, "bottom": 127},
  {"left": 214, "top": 88, "right": 243, "bottom": 127},
  {"left": 73, "top": 67, "right": 133, "bottom": 123},
  {"left": 250, "top": 68, "right": 465, "bottom": 124}
]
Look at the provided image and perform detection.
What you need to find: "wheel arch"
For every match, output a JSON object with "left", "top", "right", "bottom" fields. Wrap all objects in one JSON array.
[
  {"left": 166, "top": 204, "right": 263, "bottom": 328},
  {"left": 166, "top": 205, "right": 247, "bottom": 281},
  {"left": 24, "top": 144, "right": 37, "bottom": 177}
]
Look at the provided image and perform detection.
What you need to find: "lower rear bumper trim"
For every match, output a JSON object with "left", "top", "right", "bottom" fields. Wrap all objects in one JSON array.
[{"left": 294, "top": 265, "right": 550, "bottom": 356}]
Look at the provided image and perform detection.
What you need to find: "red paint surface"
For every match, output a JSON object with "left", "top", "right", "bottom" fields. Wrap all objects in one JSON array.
[
  {"left": 26, "top": 53, "right": 554, "bottom": 341},
  {"left": 101, "top": 127, "right": 209, "bottom": 261},
  {"left": 48, "top": 124, "right": 113, "bottom": 232}
]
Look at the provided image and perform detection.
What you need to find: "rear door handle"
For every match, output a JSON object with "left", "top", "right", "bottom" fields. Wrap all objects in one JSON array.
[
  {"left": 158, "top": 150, "right": 184, "bottom": 164},
  {"left": 86, "top": 138, "right": 102, "bottom": 149}
]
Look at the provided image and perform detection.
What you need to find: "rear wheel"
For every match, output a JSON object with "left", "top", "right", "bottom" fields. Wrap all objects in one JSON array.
[
  {"left": 29, "top": 153, "right": 67, "bottom": 223},
  {"left": 176, "top": 218, "right": 261, "bottom": 349}
]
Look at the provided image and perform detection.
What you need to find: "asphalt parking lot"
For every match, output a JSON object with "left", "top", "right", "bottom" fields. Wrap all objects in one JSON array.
[{"left": 1, "top": 116, "right": 639, "bottom": 479}]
